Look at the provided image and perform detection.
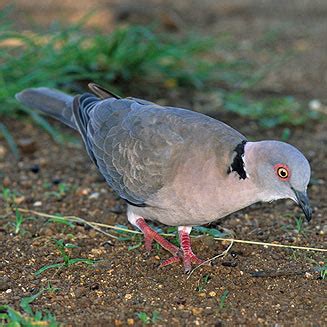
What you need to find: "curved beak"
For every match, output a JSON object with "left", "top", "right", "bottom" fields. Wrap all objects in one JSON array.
[{"left": 293, "top": 189, "right": 312, "bottom": 222}]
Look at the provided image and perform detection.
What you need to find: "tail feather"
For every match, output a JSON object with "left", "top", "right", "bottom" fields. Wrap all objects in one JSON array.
[{"left": 15, "top": 87, "right": 76, "bottom": 129}]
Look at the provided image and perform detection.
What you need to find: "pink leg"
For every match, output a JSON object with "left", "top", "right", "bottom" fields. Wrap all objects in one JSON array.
[
  {"left": 135, "top": 218, "right": 179, "bottom": 255},
  {"left": 161, "top": 226, "right": 205, "bottom": 273},
  {"left": 179, "top": 227, "right": 204, "bottom": 272}
]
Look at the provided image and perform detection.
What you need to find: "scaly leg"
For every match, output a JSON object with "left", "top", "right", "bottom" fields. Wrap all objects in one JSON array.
[
  {"left": 135, "top": 218, "right": 180, "bottom": 255},
  {"left": 161, "top": 226, "right": 205, "bottom": 273}
]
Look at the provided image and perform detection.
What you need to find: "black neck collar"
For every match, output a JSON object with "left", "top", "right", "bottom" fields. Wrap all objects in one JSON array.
[{"left": 228, "top": 140, "right": 247, "bottom": 180}]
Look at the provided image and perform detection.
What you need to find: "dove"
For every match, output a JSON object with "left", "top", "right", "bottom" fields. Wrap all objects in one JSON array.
[{"left": 16, "top": 83, "right": 312, "bottom": 272}]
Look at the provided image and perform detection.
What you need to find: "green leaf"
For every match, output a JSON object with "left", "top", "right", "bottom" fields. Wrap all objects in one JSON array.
[
  {"left": 219, "top": 290, "right": 229, "bottom": 310},
  {"left": 114, "top": 224, "right": 130, "bottom": 233},
  {"left": 34, "top": 263, "right": 64, "bottom": 276},
  {"left": 34, "top": 310, "right": 42, "bottom": 321},
  {"left": 151, "top": 310, "right": 161, "bottom": 323},
  {"left": 128, "top": 242, "right": 142, "bottom": 251},
  {"left": 6, "top": 306, "right": 25, "bottom": 324},
  {"left": 136, "top": 312, "right": 150, "bottom": 324},
  {"left": 20, "top": 289, "right": 44, "bottom": 315}
]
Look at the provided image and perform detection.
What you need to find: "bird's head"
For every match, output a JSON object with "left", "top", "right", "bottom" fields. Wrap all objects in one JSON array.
[{"left": 244, "top": 140, "right": 312, "bottom": 221}]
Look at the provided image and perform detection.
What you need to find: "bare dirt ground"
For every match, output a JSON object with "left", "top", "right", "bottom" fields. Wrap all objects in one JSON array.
[{"left": 1, "top": 1, "right": 326, "bottom": 326}]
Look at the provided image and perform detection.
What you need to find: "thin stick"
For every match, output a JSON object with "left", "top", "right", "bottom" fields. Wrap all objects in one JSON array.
[
  {"left": 187, "top": 240, "right": 234, "bottom": 278},
  {"left": 17, "top": 208, "right": 174, "bottom": 236},
  {"left": 18, "top": 208, "right": 119, "bottom": 239},
  {"left": 214, "top": 238, "right": 327, "bottom": 252},
  {"left": 17, "top": 208, "right": 327, "bottom": 252}
]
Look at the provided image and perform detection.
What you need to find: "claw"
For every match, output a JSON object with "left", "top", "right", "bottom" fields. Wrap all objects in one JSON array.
[
  {"left": 160, "top": 256, "right": 181, "bottom": 267},
  {"left": 135, "top": 219, "right": 206, "bottom": 272},
  {"left": 159, "top": 249, "right": 205, "bottom": 273}
]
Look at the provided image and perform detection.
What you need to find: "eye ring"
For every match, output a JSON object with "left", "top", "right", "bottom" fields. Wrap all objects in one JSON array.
[{"left": 274, "top": 164, "right": 290, "bottom": 181}]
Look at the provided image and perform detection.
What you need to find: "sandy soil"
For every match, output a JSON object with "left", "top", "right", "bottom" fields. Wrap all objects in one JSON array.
[{"left": 0, "top": 0, "right": 326, "bottom": 326}]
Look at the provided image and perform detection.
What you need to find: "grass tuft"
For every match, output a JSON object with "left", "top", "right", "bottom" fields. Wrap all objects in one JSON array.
[
  {"left": 136, "top": 311, "right": 161, "bottom": 325},
  {"left": 219, "top": 290, "right": 229, "bottom": 310},
  {"left": 0, "top": 123, "right": 19, "bottom": 159},
  {"left": 34, "top": 238, "right": 98, "bottom": 276},
  {"left": 1, "top": 9, "right": 322, "bottom": 145},
  {"left": 0, "top": 286, "right": 60, "bottom": 326},
  {"left": 0, "top": 15, "right": 214, "bottom": 118},
  {"left": 222, "top": 92, "right": 320, "bottom": 127}
]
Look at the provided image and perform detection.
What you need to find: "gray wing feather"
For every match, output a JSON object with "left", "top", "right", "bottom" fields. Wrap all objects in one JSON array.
[
  {"left": 16, "top": 86, "right": 246, "bottom": 207},
  {"left": 91, "top": 103, "right": 184, "bottom": 204},
  {"left": 73, "top": 94, "right": 245, "bottom": 205}
]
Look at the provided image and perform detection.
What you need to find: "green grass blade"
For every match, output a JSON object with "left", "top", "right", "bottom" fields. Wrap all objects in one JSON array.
[
  {"left": 34, "top": 263, "right": 64, "bottom": 276},
  {"left": 20, "top": 289, "right": 44, "bottom": 315},
  {"left": 20, "top": 108, "right": 64, "bottom": 143},
  {"left": 0, "top": 123, "right": 19, "bottom": 159},
  {"left": 5, "top": 306, "right": 25, "bottom": 324}
]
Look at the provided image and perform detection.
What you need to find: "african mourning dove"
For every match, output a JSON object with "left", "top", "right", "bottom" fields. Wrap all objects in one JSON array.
[{"left": 16, "top": 84, "right": 312, "bottom": 272}]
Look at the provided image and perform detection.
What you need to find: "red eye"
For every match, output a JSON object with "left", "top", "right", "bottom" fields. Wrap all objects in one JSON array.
[{"left": 274, "top": 164, "right": 290, "bottom": 181}]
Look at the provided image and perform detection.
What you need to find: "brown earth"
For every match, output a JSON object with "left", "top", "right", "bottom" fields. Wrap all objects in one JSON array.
[{"left": 0, "top": 1, "right": 327, "bottom": 326}]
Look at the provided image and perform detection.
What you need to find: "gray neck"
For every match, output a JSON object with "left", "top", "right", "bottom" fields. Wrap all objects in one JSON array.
[{"left": 243, "top": 141, "right": 281, "bottom": 203}]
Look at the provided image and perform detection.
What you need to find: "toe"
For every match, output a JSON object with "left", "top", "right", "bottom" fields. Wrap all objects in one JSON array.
[{"left": 159, "top": 256, "right": 181, "bottom": 268}]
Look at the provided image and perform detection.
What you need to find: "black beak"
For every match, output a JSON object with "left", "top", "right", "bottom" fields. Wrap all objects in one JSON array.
[{"left": 293, "top": 189, "right": 312, "bottom": 222}]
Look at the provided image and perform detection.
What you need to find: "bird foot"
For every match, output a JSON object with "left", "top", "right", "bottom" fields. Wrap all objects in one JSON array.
[
  {"left": 160, "top": 226, "right": 206, "bottom": 273},
  {"left": 135, "top": 219, "right": 207, "bottom": 272},
  {"left": 160, "top": 252, "right": 205, "bottom": 273}
]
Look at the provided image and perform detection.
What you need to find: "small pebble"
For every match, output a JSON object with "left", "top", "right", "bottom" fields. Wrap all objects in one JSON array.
[
  {"left": 33, "top": 201, "right": 42, "bottom": 207},
  {"left": 124, "top": 293, "right": 132, "bottom": 300},
  {"left": 191, "top": 307, "right": 203, "bottom": 315},
  {"left": 76, "top": 188, "right": 90, "bottom": 196},
  {"left": 305, "top": 272, "right": 313, "bottom": 279},
  {"left": 30, "top": 164, "right": 40, "bottom": 174},
  {"left": 52, "top": 177, "right": 62, "bottom": 185},
  {"left": 309, "top": 99, "right": 322, "bottom": 111},
  {"left": 222, "top": 261, "right": 237, "bottom": 267},
  {"left": 89, "top": 192, "right": 100, "bottom": 200}
]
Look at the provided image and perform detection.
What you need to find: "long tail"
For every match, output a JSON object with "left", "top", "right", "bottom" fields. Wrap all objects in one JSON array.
[{"left": 15, "top": 87, "right": 77, "bottom": 130}]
